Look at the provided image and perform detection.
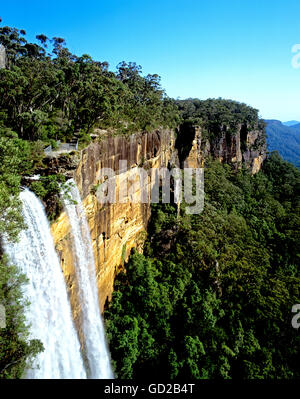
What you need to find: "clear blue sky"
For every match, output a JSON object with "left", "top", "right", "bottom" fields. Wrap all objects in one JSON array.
[{"left": 1, "top": 0, "right": 300, "bottom": 121}]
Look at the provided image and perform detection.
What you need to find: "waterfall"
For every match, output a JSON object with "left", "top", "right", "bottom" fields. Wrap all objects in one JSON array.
[
  {"left": 4, "top": 189, "right": 87, "bottom": 379},
  {"left": 63, "top": 179, "right": 113, "bottom": 379}
]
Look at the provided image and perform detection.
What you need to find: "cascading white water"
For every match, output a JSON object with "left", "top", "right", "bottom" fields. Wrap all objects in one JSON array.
[
  {"left": 63, "top": 179, "right": 113, "bottom": 379},
  {"left": 4, "top": 189, "right": 87, "bottom": 379}
]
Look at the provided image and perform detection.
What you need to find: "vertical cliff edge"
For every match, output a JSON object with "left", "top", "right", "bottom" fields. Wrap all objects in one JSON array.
[{"left": 176, "top": 121, "right": 266, "bottom": 173}]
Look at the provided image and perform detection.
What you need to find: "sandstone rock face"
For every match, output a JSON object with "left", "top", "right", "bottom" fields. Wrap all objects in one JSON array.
[
  {"left": 181, "top": 126, "right": 204, "bottom": 169},
  {"left": 51, "top": 128, "right": 176, "bottom": 313},
  {"left": 178, "top": 123, "right": 266, "bottom": 173}
]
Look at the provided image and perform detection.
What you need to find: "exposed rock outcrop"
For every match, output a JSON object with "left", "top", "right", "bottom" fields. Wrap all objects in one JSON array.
[
  {"left": 176, "top": 122, "right": 266, "bottom": 173},
  {"left": 51, "top": 128, "right": 176, "bottom": 313}
]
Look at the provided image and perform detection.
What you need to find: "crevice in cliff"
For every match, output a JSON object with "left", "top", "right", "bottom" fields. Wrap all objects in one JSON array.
[
  {"left": 240, "top": 124, "right": 248, "bottom": 153},
  {"left": 225, "top": 130, "right": 231, "bottom": 148},
  {"left": 175, "top": 122, "right": 197, "bottom": 168}
]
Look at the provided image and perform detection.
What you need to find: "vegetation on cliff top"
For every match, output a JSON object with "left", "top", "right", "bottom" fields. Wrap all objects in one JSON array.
[
  {"left": 0, "top": 23, "right": 265, "bottom": 148},
  {"left": 176, "top": 98, "right": 266, "bottom": 137},
  {"left": 105, "top": 153, "right": 300, "bottom": 379},
  {"left": 0, "top": 23, "right": 180, "bottom": 144}
]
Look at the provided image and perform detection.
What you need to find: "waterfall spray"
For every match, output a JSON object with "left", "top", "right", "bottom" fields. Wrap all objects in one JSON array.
[
  {"left": 63, "top": 179, "right": 113, "bottom": 379},
  {"left": 4, "top": 189, "right": 87, "bottom": 379}
]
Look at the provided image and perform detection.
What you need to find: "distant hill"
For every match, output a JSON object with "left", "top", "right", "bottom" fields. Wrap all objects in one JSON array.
[
  {"left": 265, "top": 120, "right": 300, "bottom": 167},
  {"left": 290, "top": 122, "right": 300, "bottom": 130},
  {"left": 282, "top": 120, "right": 300, "bottom": 126},
  {"left": 265, "top": 120, "right": 300, "bottom": 168}
]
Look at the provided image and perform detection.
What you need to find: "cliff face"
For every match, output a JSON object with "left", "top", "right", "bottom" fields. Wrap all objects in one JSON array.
[
  {"left": 50, "top": 123, "right": 266, "bottom": 317},
  {"left": 51, "top": 128, "right": 176, "bottom": 313},
  {"left": 176, "top": 122, "right": 266, "bottom": 173}
]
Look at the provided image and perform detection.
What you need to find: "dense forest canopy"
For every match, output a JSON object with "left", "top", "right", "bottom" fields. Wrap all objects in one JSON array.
[
  {"left": 0, "top": 23, "right": 180, "bottom": 145},
  {"left": 176, "top": 98, "right": 263, "bottom": 128},
  {"left": 0, "top": 23, "right": 267, "bottom": 147}
]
